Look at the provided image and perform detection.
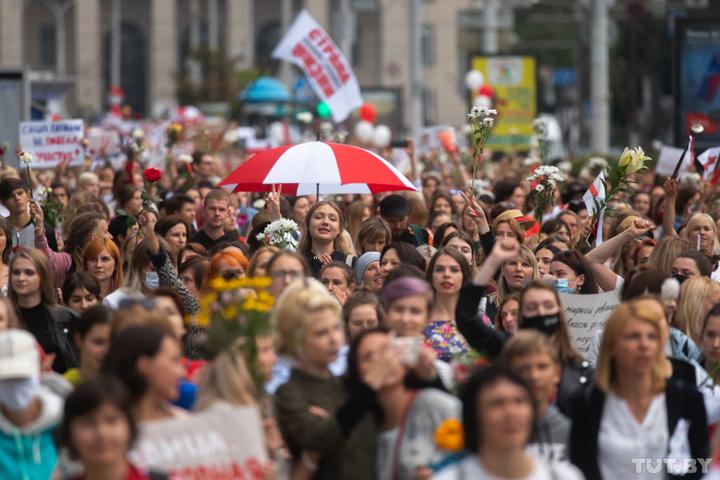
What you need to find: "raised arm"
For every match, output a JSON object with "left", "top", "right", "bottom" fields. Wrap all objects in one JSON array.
[
  {"left": 585, "top": 218, "right": 654, "bottom": 291},
  {"left": 662, "top": 177, "right": 679, "bottom": 237}
]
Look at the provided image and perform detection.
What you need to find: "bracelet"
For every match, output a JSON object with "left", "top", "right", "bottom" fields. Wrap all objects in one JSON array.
[{"left": 301, "top": 451, "right": 318, "bottom": 471}]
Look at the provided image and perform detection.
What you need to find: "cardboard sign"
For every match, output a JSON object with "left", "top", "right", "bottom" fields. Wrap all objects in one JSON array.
[
  {"left": 131, "top": 403, "right": 268, "bottom": 480},
  {"left": 19, "top": 119, "right": 85, "bottom": 168},
  {"left": 559, "top": 291, "right": 620, "bottom": 355}
]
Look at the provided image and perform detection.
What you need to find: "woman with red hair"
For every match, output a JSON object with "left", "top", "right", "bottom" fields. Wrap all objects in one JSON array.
[
  {"left": 82, "top": 238, "right": 123, "bottom": 297},
  {"left": 206, "top": 249, "right": 249, "bottom": 283}
]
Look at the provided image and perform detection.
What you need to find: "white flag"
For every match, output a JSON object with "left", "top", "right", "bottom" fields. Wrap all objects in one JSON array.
[
  {"left": 697, "top": 146, "right": 720, "bottom": 182},
  {"left": 273, "top": 10, "right": 363, "bottom": 123}
]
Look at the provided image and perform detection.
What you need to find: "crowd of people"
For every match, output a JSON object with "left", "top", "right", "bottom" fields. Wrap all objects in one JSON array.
[{"left": 1, "top": 134, "right": 720, "bottom": 480}]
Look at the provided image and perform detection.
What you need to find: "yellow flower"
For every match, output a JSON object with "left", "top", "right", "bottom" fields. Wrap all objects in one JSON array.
[
  {"left": 222, "top": 306, "right": 239, "bottom": 319},
  {"left": 434, "top": 418, "right": 464, "bottom": 452},
  {"left": 251, "top": 276, "right": 272, "bottom": 289}
]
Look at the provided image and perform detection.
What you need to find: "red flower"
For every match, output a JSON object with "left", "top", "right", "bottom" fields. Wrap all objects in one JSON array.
[{"left": 143, "top": 168, "right": 162, "bottom": 183}]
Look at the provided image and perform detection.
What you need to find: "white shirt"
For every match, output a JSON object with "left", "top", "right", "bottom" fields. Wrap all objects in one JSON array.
[
  {"left": 432, "top": 452, "right": 583, "bottom": 480},
  {"left": 598, "top": 392, "right": 668, "bottom": 480}
]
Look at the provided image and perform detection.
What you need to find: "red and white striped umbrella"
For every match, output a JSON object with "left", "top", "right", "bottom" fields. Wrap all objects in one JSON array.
[{"left": 219, "top": 141, "right": 417, "bottom": 195}]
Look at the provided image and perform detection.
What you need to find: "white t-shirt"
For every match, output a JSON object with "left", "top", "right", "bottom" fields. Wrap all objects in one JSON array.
[
  {"left": 598, "top": 392, "right": 668, "bottom": 480},
  {"left": 432, "top": 452, "right": 584, "bottom": 480}
]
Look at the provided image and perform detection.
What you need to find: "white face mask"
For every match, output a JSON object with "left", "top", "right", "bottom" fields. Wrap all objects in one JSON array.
[{"left": 0, "top": 377, "right": 38, "bottom": 412}]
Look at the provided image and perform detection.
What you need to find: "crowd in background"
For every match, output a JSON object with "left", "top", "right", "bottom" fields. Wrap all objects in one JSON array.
[{"left": 1, "top": 130, "right": 720, "bottom": 480}]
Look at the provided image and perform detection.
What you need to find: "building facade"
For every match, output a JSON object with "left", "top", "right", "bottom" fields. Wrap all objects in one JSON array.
[{"left": 0, "top": 0, "right": 478, "bottom": 128}]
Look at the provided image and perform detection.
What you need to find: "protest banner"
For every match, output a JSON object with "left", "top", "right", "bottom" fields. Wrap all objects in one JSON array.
[
  {"left": 19, "top": 119, "right": 85, "bottom": 168},
  {"left": 415, "top": 125, "right": 453, "bottom": 155},
  {"left": 559, "top": 291, "right": 620, "bottom": 355},
  {"left": 273, "top": 9, "right": 363, "bottom": 123},
  {"left": 130, "top": 403, "right": 268, "bottom": 480},
  {"left": 656, "top": 145, "right": 689, "bottom": 177}
]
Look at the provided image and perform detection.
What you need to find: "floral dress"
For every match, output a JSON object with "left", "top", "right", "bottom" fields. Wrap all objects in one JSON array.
[{"left": 423, "top": 320, "right": 470, "bottom": 362}]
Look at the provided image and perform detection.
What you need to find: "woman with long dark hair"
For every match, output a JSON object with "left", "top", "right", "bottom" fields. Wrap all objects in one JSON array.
[{"left": 9, "top": 248, "right": 77, "bottom": 372}]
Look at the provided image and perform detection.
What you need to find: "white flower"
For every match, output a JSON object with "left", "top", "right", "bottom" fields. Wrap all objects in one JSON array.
[
  {"left": 296, "top": 112, "right": 314, "bottom": 124},
  {"left": 536, "top": 184, "right": 545, "bottom": 192},
  {"left": 178, "top": 154, "right": 193, "bottom": 164},
  {"left": 223, "top": 129, "right": 239, "bottom": 144},
  {"left": 131, "top": 128, "right": 145, "bottom": 141},
  {"left": 532, "top": 118, "right": 549, "bottom": 140},
  {"left": 482, "top": 117, "right": 494, "bottom": 128},
  {"left": 259, "top": 218, "right": 300, "bottom": 250},
  {"left": 19, "top": 151, "right": 33, "bottom": 166}
]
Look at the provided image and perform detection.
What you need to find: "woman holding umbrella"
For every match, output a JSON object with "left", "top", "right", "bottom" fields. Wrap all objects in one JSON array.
[{"left": 299, "top": 201, "right": 356, "bottom": 278}]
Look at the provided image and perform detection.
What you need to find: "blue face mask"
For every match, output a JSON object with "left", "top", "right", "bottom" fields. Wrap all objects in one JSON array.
[
  {"left": 554, "top": 278, "right": 576, "bottom": 294},
  {"left": 144, "top": 271, "right": 159, "bottom": 290}
]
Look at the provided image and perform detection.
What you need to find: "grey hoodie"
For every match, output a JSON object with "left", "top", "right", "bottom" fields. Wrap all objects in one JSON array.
[{"left": 528, "top": 404, "right": 571, "bottom": 463}]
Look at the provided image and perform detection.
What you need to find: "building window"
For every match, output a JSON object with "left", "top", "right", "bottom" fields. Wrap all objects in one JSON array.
[
  {"left": 40, "top": 23, "right": 55, "bottom": 68},
  {"left": 423, "top": 87, "right": 437, "bottom": 125},
  {"left": 421, "top": 24, "right": 435, "bottom": 67}
]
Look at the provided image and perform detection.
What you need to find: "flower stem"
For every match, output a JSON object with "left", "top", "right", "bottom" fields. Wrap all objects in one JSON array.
[{"left": 471, "top": 146, "right": 483, "bottom": 193}]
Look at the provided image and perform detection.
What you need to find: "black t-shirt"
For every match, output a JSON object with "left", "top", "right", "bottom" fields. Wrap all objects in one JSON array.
[
  {"left": 302, "top": 250, "right": 357, "bottom": 279},
  {"left": 20, "top": 302, "right": 67, "bottom": 372},
  {"left": 189, "top": 229, "right": 239, "bottom": 251}
]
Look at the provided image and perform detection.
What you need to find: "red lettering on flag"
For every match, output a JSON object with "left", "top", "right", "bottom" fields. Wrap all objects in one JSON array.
[{"left": 291, "top": 41, "right": 335, "bottom": 97}]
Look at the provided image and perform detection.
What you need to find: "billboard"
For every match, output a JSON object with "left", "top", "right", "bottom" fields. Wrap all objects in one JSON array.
[
  {"left": 470, "top": 56, "right": 537, "bottom": 151},
  {"left": 674, "top": 18, "right": 720, "bottom": 150}
]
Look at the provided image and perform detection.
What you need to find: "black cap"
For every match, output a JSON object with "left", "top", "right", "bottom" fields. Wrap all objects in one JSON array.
[{"left": 379, "top": 194, "right": 409, "bottom": 218}]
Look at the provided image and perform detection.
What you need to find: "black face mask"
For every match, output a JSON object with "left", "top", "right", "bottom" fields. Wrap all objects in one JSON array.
[
  {"left": 674, "top": 274, "right": 688, "bottom": 285},
  {"left": 521, "top": 313, "right": 561, "bottom": 336}
]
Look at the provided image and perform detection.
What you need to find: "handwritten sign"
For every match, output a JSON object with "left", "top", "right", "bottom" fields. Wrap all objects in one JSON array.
[
  {"left": 131, "top": 403, "right": 268, "bottom": 479},
  {"left": 559, "top": 291, "right": 620, "bottom": 355},
  {"left": 19, "top": 119, "right": 85, "bottom": 168}
]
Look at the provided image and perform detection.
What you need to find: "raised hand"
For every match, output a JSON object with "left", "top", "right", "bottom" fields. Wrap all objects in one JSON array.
[{"left": 266, "top": 184, "right": 282, "bottom": 220}]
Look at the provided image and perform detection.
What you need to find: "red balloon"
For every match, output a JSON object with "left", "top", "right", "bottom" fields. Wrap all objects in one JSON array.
[
  {"left": 477, "top": 85, "right": 494, "bottom": 98},
  {"left": 359, "top": 102, "right": 377, "bottom": 124}
]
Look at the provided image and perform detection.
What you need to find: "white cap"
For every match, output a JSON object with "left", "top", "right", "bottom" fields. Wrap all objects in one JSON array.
[{"left": 0, "top": 329, "right": 40, "bottom": 380}]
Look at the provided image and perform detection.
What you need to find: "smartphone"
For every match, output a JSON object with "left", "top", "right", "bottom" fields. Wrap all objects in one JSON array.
[
  {"left": 390, "top": 139, "right": 410, "bottom": 148},
  {"left": 390, "top": 337, "right": 422, "bottom": 365}
]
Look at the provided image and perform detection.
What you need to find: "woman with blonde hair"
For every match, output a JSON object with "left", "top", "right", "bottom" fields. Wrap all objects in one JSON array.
[
  {"left": 648, "top": 236, "right": 691, "bottom": 275},
  {"left": 273, "top": 278, "right": 393, "bottom": 479},
  {"left": 674, "top": 276, "right": 720, "bottom": 344},
  {"left": 569, "top": 298, "right": 708, "bottom": 479},
  {"left": 490, "top": 244, "right": 540, "bottom": 320},
  {"left": 299, "top": 200, "right": 356, "bottom": 278}
]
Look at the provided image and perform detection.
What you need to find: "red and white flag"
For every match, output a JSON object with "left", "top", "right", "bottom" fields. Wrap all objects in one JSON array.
[
  {"left": 583, "top": 172, "right": 606, "bottom": 246},
  {"left": 273, "top": 10, "right": 363, "bottom": 123},
  {"left": 697, "top": 146, "right": 720, "bottom": 184}
]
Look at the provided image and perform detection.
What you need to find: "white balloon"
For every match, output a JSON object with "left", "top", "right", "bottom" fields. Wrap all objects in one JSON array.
[
  {"left": 474, "top": 95, "right": 493, "bottom": 109},
  {"left": 354, "top": 120, "right": 374, "bottom": 143},
  {"left": 465, "top": 70, "right": 484, "bottom": 90},
  {"left": 373, "top": 125, "right": 392, "bottom": 148}
]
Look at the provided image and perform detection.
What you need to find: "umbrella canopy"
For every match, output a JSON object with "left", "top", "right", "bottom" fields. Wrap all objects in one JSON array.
[
  {"left": 219, "top": 141, "right": 417, "bottom": 196},
  {"left": 240, "top": 77, "right": 291, "bottom": 103}
]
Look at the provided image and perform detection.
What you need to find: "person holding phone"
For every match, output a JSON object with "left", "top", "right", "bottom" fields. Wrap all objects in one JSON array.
[{"left": 346, "top": 327, "right": 461, "bottom": 480}]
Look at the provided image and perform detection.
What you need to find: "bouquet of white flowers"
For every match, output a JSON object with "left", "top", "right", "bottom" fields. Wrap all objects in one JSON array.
[
  {"left": 467, "top": 105, "right": 497, "bottom": 191},
  {"left": 257, "top": 218, "right": 299, "bottom": 251},
  {"left": 527, "top": 165, "right": 564, "bottom": 221}
]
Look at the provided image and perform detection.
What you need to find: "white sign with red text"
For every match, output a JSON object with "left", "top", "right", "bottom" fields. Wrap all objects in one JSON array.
[
  {"left": 273, "top": 9, "right": 363, "bottom": 122},
  {"left": 19, "top": 119, "right": 85, "bottom": 168},
  {"left": 130, "top": 403, "right": 268, "bottom": 480}
]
